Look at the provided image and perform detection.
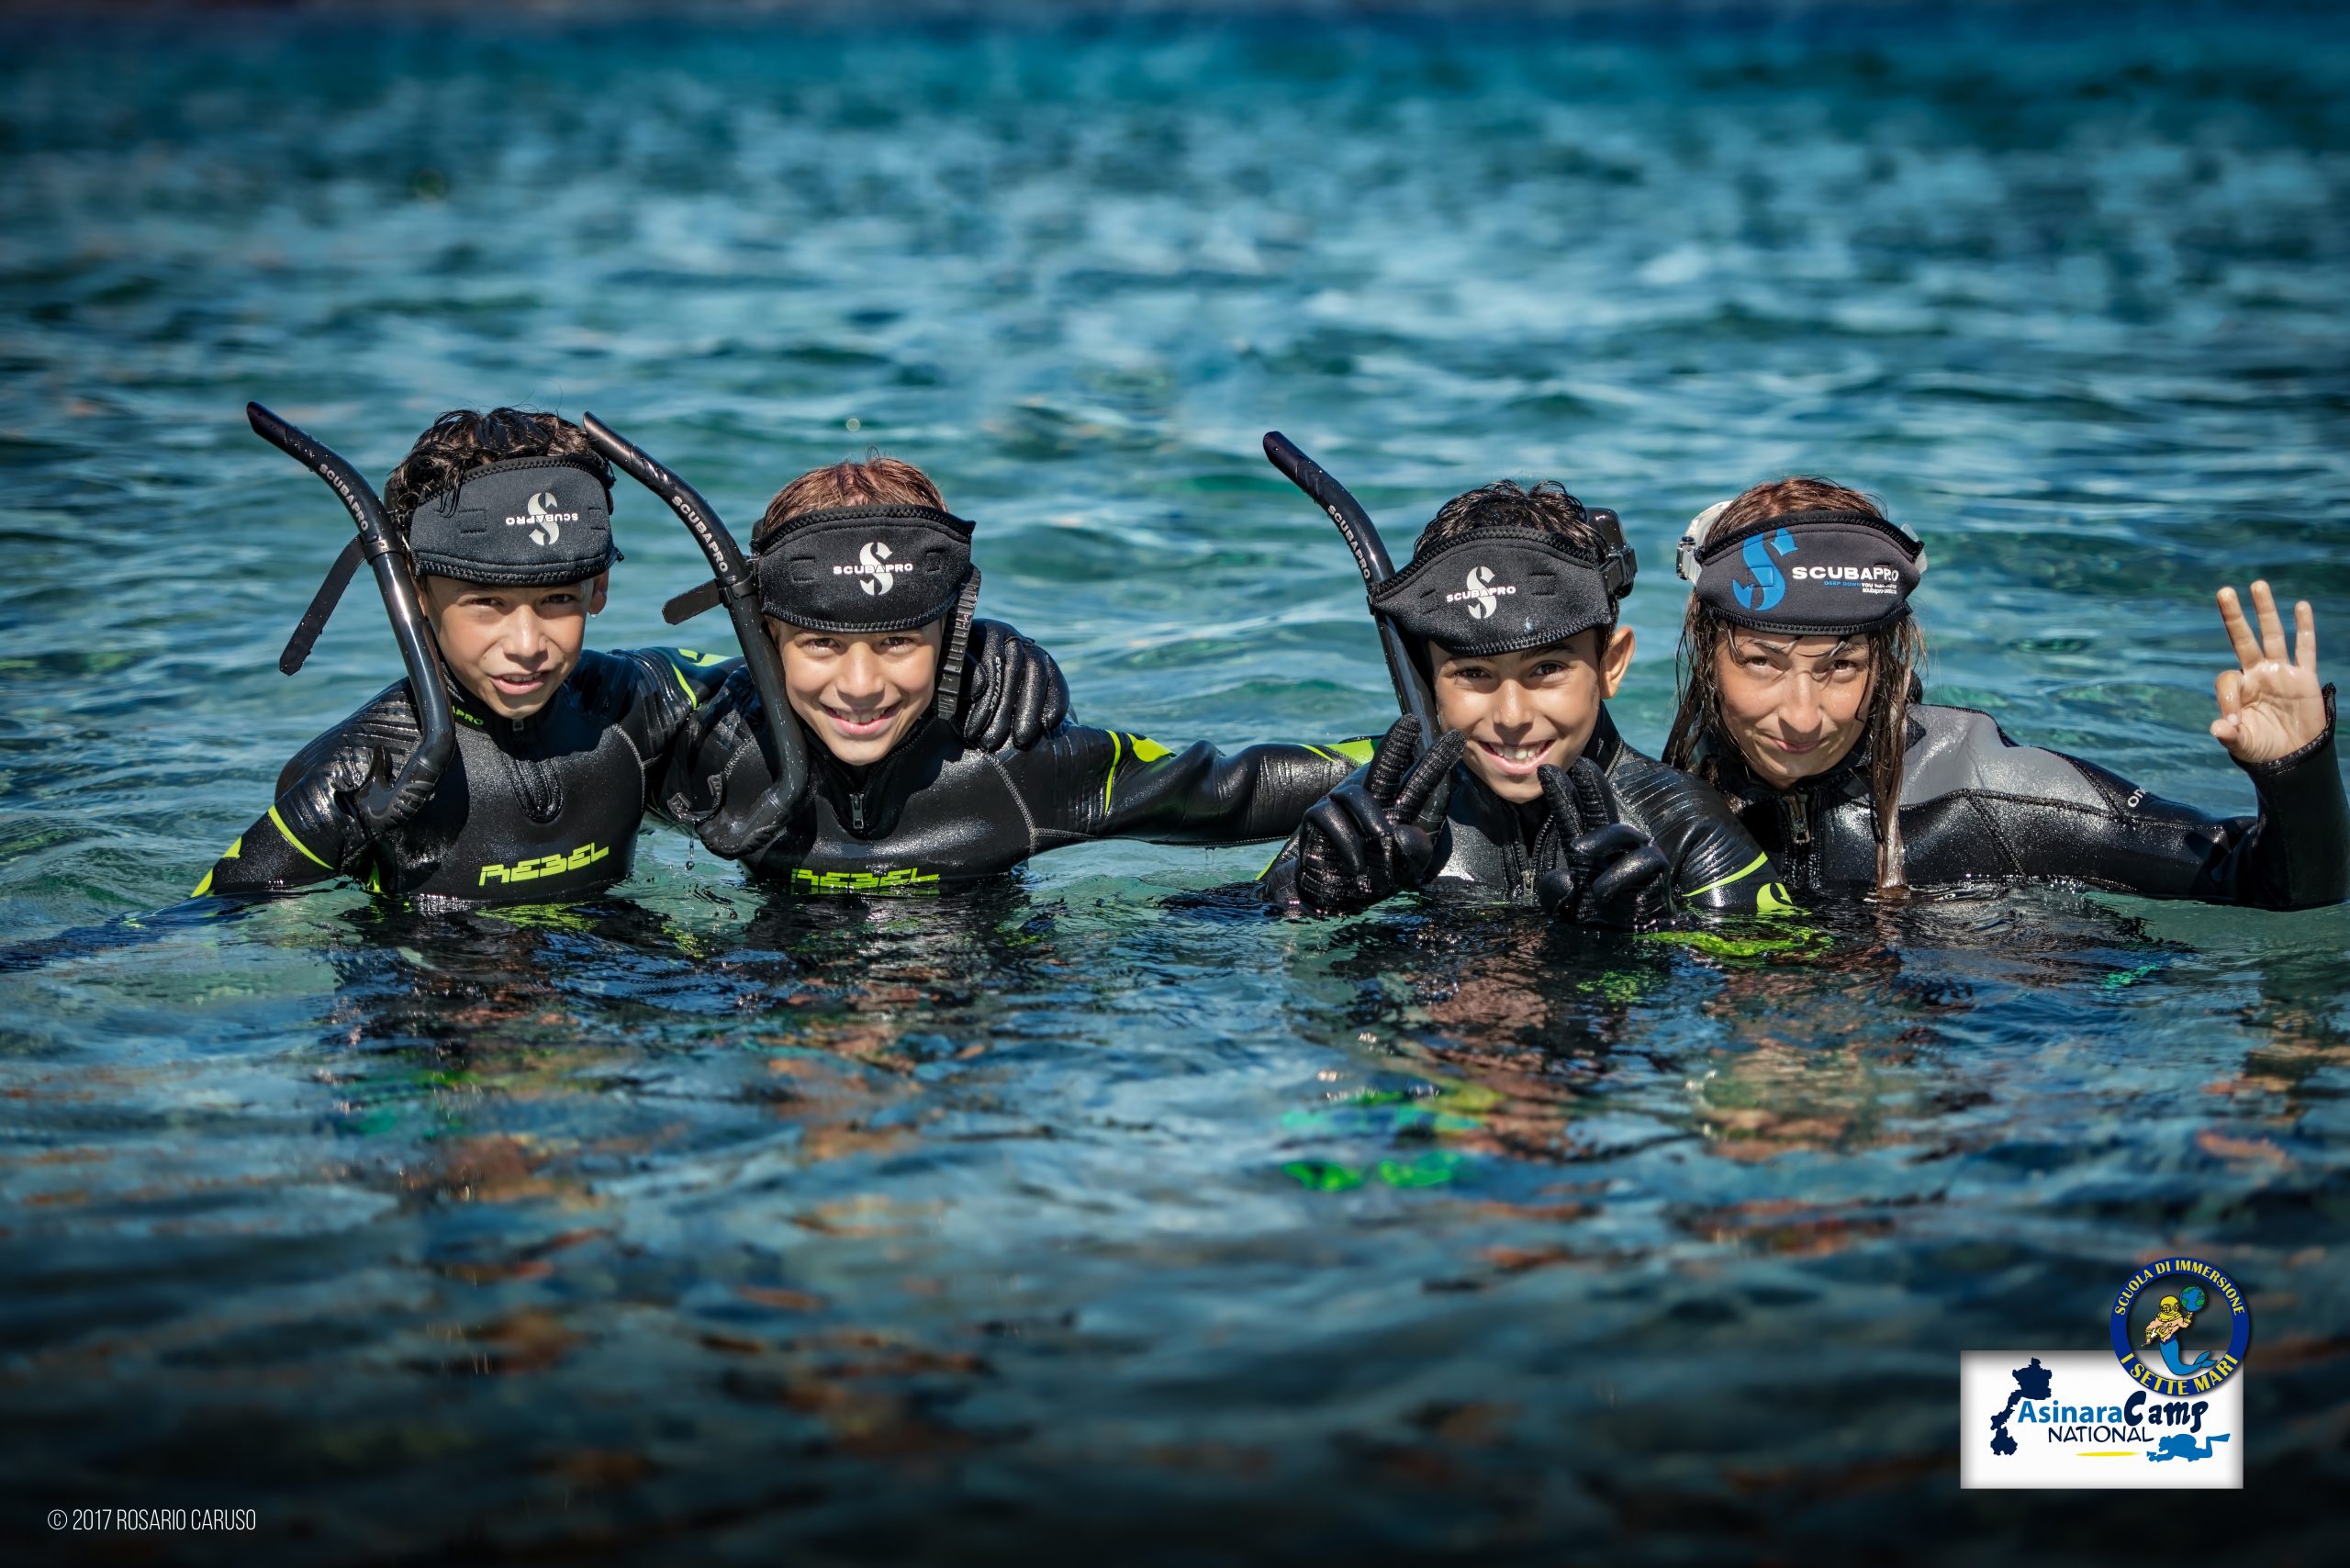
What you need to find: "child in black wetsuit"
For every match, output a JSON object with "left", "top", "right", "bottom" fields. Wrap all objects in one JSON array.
[
  {"left": 662, "top": 455, "right": 1366, "bottom": 890},
  {"left": 1265, "top": 479, "right": 1789, "bottom": 927},
  {"left": 1658, "top": 476, "right": 2347, "bottom": 908},
  {"left": 197, "top": 411, "right": 1065, "bottom": 906}
]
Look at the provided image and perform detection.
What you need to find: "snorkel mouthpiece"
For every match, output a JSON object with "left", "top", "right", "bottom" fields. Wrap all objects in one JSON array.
[
  {"left": 581, "top": 413, "right": 809, "bottom": 817},
  {"left": 246, "top": 401, "right": 455, "bottom": 835}
]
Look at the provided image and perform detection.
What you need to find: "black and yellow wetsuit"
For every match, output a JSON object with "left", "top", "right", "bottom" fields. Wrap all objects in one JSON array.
[
  {"left": 1271, "top": 708, "right": 1790, "bottom": 914},
  {"left": 196, "top": 647, "right": 736, "bottom": 906},
  {"left": 667, "top": 667, "right": 1368, "bottom": 890},
  {"left": 1697, "top": 695, "right": 2349, "bottom": 909}
]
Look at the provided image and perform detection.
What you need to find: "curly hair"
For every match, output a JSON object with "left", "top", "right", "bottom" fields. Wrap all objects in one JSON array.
[
  {"left": 383, "top": 409, "right": 612, "bottom": 533},
  {"left": 1660, "top": 476, "right": 1926, "bottom": 894},
  {"left": 753, "top": 454, "right": 947, "bottom": 552}
]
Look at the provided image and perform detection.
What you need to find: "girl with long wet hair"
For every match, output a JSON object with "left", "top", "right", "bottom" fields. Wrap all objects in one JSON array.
[{"left": 1660, "top": 477, "right": 2346, "bottom": 907}]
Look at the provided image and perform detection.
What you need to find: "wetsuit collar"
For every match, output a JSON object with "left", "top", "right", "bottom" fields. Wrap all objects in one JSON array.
[
  {"left": 1584, "top": 704, "right": 1627, "bottom": 771},
  {"left": 442, "top": 657, "right": 574, "bottom": 736}
]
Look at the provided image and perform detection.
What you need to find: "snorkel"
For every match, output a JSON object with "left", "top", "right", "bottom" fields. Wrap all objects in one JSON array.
[
  {"left": 1262, "top": 431, "right": 1439, "bottom": 744},
  {"left": 246, "top": 402, "right": 455, "bottom": 834},
  {"left": 582, "top": 414, "right": 809, "bottom": 815}
]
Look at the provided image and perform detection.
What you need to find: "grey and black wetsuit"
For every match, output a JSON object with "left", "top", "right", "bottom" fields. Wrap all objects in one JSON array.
[
  {"left": 196, "top": 647, "right": 735, "bottom": 905},
  {"left": 668, "top": 668, "right": 1368, "bottom": 891},
  {"left": 1272, "top": 707, "right": 1791, "bottom": 913},
  {"left": 1696, "top": 693, "right": 2349, "bottom": 909}
]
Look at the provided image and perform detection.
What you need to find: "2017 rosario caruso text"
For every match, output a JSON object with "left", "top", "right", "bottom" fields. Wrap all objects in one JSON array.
[{"left": 49, "top": 1507, "right": 257, "bottom": 1532}]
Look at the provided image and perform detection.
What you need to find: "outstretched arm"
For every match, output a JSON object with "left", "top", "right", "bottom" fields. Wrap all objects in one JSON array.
[
  {"left": 1034, "top": 724, "right": 1371, "bottom": 850},
  {"left": 194, "top": 758, "right": 372, "bottom": 898}
]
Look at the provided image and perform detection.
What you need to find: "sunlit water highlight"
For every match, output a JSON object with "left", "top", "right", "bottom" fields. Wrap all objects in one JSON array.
[{"left": 2, "top": 6, "right": 2346, "bottom": 1560}]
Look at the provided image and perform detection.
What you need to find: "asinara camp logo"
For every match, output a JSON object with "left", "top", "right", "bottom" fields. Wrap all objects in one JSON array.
[
  {"left": 507, "top": 489, "right": 577, "bottom": 548},
  {"left": 1445, "top": 564, "right": 1514, "bottom": 620},
  {"left": 1959, "top": 1257, "right": 2248, "bottom": 1490},
  {"left": 835, "top": 540, "right": 914, "bottom": 596}
]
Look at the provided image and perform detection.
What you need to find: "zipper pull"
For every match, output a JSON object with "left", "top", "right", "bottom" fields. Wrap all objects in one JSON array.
[
  {"left": 1787, "top": 792, "right": 1812, "bottom": 847},
  {"left": 849, "top": 791, "right": 866, "bottom": 835}
]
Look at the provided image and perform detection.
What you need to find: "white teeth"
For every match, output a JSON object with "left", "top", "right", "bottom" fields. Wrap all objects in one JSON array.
[{"left": 1484, "top": 743, "right": 1541, "bottom": 764}]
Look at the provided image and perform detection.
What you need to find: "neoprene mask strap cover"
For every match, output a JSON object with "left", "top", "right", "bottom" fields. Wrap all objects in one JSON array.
[
  {"left": 751, "top": 504, "right": 976, "bottom": 634},
  {"left": 1369, "top": 530, "right": 1617, "bottom": 659},
  {"left": 1687, "top": 508, "right": 1924, "bottom": 634},
  {"left": 406, "top": 456, "right": 617, "bottom": 587}
]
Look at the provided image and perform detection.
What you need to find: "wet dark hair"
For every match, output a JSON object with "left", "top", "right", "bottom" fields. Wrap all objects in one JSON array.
[
  {"left": 383, "top": 409, "right": 613, "bottom": 534},
  {"left": 754, "top": 454, "right": 947, "bottom": 552},
  {"left": 1415, "top": 478, "right": 1619, "bottom": 637},
  {"left": 1661, "top": 476, "right": 1927, "bottom": 894}
]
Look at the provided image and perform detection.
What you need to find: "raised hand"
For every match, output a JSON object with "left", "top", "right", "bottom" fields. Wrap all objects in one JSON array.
[
  {"left": 960, "top": 620, "right": 1071, "bottom": 752},
  {"left": 1286, "top": 714, "right": 1464, "bottom": 913},
  {"left": 2210, "top": 581, "right": 2326, "bottom": 766},
  {"left": 1534, "top": 761, "right": 1672, "bottom": 929}
]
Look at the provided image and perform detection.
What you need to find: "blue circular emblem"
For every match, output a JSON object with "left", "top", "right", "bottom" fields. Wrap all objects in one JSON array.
[{"left": 2111, "top": 1256, "right": 2250, "bottom": 1396}]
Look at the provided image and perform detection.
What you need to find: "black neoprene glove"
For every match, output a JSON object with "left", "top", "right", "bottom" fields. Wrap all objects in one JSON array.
[
  {"left": 676, "top": 689, "right": 806, "bottom": 862},
  {"left": 959, "top": 619, "right": 1070, "bottom": 752},
  {"left": 1533, "top": 760, "right": 1673, "bottom": 930},
  {"left": 1270, "top": 715, "right": 1464, "bottom": 913}
]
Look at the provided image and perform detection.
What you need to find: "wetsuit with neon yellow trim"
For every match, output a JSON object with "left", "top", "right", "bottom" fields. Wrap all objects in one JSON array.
[
  {"left": 1270, "top": 706, "right": 1790, "bottom": 914},
  {"left": 668, "top": 666, "right": 1366, "bottom": 891},
  {"left": 196, "top": 647, "right": 737, "bottom": 906}
]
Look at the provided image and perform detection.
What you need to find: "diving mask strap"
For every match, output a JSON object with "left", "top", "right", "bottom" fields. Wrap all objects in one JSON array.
[
  {"left": 663, "top": 577, "right": 725, "bottom": 626},
  {"left": 280, "top": 535, "right": 366, "bottom": 675},
  {"left": 931, "top": 569, "right": 983, "bottom": 723}
]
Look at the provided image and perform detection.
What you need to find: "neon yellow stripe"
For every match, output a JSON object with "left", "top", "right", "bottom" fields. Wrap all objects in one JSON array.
[
  {"left": 190, "top": 869, "right": 214, "bottom": 897},
  {"left": 268, "top": 806, "right": 331, "bottom": 870},
  {"left": 1682, "top": 850, "right": 1769, "bottom": 902},
  {"left": 672, "top": 665, "right": 699, "bottom": 706},
  {"left": 1102, "top": 731, "right": 1125, "bottom": 816},
  {"left": 1129, "top": 735, "right": 1170, "bottom": 762},
  {"left": 1329, "top": 738, "right": 1376, "bottom": 765}
]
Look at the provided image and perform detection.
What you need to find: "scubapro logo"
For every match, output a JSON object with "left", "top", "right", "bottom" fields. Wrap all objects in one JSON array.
[
  {"left": 1733, "top": 528, "right": 1796, "bottom": 612},
  {"left": 1444, "top": 565, "right": 1516, "bottom": 620},
  {"left": 506, "top": 490, "right": 579, "bottom": 549},
  {"left": 834, "top": 540, "right": 914, "bottom": 595}
]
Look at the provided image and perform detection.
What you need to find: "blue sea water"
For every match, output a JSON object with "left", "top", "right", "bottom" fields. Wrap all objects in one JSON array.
[{"left": 2, "top": 4, "right": 2347, "bottom": 1560}]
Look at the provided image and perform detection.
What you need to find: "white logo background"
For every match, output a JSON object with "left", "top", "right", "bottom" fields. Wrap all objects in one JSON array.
[
  {"left": 527, "top": 491, "right": 561, "bottom": 548},
  {"left": 1958, "top": 1350, "right": 2241, "bottom": 1490},
  {"left": 858, "top": 540, "right": 895, "bottom": 596}
]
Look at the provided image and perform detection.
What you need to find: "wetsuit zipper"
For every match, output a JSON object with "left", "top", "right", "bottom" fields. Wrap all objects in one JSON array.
[
  {"left": 1526, "top": 815, "right": 1559, "bottom": 898},
  {"left": 1785, "top": 790, "right": 1814, "bottom": 883},
  {"left": 849, "top": 791, "right": 866, "bottom": 834}
]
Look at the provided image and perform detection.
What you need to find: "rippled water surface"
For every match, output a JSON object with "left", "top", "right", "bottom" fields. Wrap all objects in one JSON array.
[{"left": 4, "top": 5, "right": 2348, "bottom": 1560}]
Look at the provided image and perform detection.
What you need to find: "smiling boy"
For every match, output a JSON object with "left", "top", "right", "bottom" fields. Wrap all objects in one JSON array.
[{"left": 1267, "top": 479, "right": 1791, "bottom": 925}]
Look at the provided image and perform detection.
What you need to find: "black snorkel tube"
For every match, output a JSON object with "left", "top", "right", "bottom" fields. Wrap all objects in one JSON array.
[
  {"left": 1261, "top": 431, "right": 1439, "bottom": 743},
  {"left": 581, "top": 413, "right": 808, "bottom": 815},
  {"left": 246, "top": 401, "right": 454, "bottom": 834}
]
